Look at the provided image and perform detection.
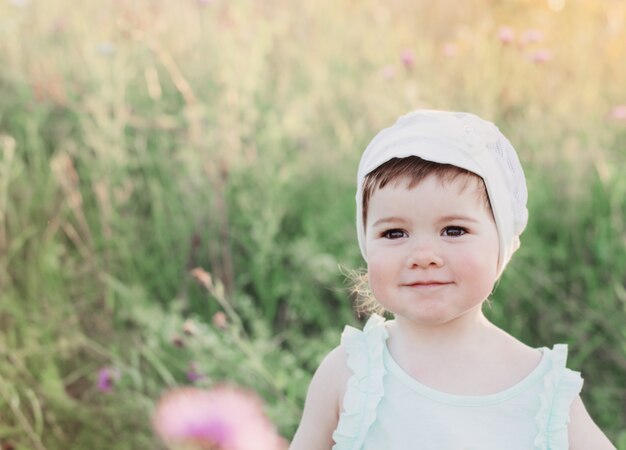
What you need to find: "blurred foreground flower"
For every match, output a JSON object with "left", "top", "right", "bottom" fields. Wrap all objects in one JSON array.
[
  {"left": 97, "top": 367, "right": 121, "bottom": 392},
  {"left": 153, "top": 386, "right": 286, "bottom": 450}
]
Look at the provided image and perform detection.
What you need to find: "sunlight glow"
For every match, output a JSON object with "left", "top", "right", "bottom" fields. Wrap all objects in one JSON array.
[{"left": 548, "top": 0, "right": 566, "bottom": 12}]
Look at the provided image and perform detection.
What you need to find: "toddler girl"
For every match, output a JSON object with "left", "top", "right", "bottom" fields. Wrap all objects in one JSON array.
[{"left": 290, "top": 110, "right": 615, "bottom": 450}]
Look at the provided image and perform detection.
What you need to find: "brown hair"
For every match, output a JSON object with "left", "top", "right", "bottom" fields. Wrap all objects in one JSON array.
[
  {"left": 353, "top": 156, "right": 493, "bottom": 317},
  {"left": 362, "top": 156, "right": 493, "bottom": 228}
]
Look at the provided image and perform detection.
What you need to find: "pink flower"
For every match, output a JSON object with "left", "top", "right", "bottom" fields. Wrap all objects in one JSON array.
[
  {"left": 212, "top": 312, "right": 228, "bottom": 330},
  {"left": 520, "top": 29, "right": 544, "bottom": 44},
  {"left": 153, "top": 386, "right": 286, "bottom": 450},
  {"left": 529, "top": 49, "right": 553, "bottom": 63},
  {"left": 400, "top": 49, "right": 415, "bottom": 70},
  {"left": 191, "top": 267, "right": 213, "bottom": 290},
  {"left": 97, "top": 367, "right": 121, "bottom": 392},
  {"left": 498, "top": 26, "right": 515, "bottom": 45},
  {"left": 610, "top": 105, "right": 626, "bottom": 121}
]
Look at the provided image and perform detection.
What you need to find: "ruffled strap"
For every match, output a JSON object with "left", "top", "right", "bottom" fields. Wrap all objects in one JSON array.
[
  {"left": 534, "top": 344, "right": 584, "bottom": 450},
  {"left": 332, "top": 314, "right": 388, "bottom": 450}
]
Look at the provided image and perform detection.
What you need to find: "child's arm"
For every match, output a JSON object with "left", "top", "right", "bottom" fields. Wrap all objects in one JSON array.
[
  {"left": 289, "top": 346, "right": 351, "bottom": 450},
  {"left": 568, "top": 395, "right": 616, "bottom": 450}
]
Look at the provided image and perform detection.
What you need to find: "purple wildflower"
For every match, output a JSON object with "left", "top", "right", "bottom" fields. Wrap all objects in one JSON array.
[
  {"left": 97, "top": 367, "right": 120, "bottom": 392},
  {"left": 187, "top": 363, "right": 205, "bottom": 383}
]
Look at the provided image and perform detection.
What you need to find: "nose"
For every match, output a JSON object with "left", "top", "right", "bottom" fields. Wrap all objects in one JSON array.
[{"left": 406, "top": 240, "right": 444, "bottom": 269}]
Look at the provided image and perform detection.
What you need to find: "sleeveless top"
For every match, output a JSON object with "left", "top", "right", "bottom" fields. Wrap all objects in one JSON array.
[{"left": 332, "top": 315, "right": 584, "bottom": 450}]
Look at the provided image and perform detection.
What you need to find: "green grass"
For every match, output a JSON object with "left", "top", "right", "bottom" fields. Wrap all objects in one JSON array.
[{"left": 0, "top": 0, "right": 625, "bottom": 448}]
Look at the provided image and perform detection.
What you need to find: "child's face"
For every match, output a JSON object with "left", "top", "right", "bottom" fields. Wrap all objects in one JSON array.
[{"left": 364, "top": 174, "right": 499, "bottom": 328}]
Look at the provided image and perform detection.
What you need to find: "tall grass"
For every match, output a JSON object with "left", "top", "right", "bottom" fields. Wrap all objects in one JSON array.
[{"left": 0, "top": 0, "right": 625, "bottom": 448}]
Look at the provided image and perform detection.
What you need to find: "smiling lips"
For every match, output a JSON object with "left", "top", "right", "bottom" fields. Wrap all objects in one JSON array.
[{"left": 404, "top": 281, "right": 452, "bottom": 288}]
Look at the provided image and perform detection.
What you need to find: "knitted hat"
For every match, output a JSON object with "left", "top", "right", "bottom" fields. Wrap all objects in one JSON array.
[{"left": 356, "top": 110, "right": 528, "bottom": 277}]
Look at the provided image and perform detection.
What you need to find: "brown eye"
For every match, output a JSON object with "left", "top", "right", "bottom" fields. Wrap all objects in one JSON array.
[
  {"left": 383, "top": 229, "right": 407, "bottom": 239},
  {"left": 442, "top": 226, "right": 467, "bottom": 237}
]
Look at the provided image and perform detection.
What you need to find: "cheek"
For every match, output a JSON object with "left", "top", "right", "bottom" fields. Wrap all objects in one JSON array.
[
  {"left": 461, "top": 244, "right": 499, "bottom": 291},
  {"left": 465, "top": 257, "right": 497, "bottom": 283},
  {"left": 367, "top": 256, "right": 392, "bottom": 297}
]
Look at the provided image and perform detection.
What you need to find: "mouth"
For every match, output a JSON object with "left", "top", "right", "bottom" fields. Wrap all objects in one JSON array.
[{"left": 404, "top": 281, "right": 451, "bottom": 288}]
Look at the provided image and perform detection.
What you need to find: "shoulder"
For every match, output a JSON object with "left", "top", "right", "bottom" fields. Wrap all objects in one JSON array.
[
  {"left": 487, "top": 326, "right": 544, "bottom": 380},
  {"left": 568, "top": 395, "right": 616, "bottom": 450},
  {"left": 311, "top": 345, "right": 352, "bottom": 410},
  {"left": 289, "top": 345, "right": 351, "bottom": 450}
]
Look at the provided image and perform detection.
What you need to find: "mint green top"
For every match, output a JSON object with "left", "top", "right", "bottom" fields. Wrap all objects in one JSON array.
[{"left": 332, "top": 315, "right": 583, "bottom": 450}]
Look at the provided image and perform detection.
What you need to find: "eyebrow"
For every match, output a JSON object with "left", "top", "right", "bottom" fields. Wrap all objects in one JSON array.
[
  {"left": 371, "top": 214, "right": 479, "bottom": 228},
  {"left": 371, "top": 217, "right": 407, "bottom": 228},
  {"left": 439, "top": 215, "right": 479, "bottom": 224}
]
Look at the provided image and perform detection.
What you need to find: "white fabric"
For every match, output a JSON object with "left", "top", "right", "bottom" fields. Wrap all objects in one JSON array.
[
  {"left": 356, "top": 110, "right": 529, "bottom": 277},
  {"left": 333, "top": 315, "right": 584, "bottom": 450}
]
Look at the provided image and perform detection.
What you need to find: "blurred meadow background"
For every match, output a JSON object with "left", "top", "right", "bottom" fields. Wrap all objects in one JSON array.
[{"left": 1, "top": 0, "right": 625, "bottom": 448}]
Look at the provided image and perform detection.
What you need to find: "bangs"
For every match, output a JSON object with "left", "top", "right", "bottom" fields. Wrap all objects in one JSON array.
[{"left": 362, "top": 157, "right": 493, "bottom": 227}]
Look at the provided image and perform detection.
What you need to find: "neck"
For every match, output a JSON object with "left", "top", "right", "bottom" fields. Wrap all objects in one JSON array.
[{"left": 387, "top": 307, "right": 499, "bottom": 355}]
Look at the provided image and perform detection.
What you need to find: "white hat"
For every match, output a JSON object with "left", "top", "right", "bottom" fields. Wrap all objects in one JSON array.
[{"left": 356, "top": 110, "right": 528, "bottom": 277}]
